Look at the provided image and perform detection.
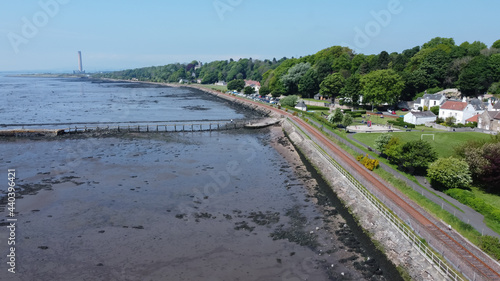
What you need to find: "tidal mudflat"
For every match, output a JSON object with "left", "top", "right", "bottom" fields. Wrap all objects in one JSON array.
[{"left": 0, "top": 127, "right": 401, "bottom": 281}]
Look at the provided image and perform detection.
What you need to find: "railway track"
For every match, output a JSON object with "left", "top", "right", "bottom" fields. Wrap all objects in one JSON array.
[{"left": 217, "top": 91, "right": 500, "bottom": 280}]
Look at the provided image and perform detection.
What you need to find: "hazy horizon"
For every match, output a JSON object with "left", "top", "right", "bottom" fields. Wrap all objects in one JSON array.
[{"left": 1, "top": 0, "right": 499, "bottom": 72}]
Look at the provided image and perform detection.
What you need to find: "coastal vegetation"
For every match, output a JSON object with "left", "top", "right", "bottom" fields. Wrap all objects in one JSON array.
[{"left": 94, "top": 37, "right": 500, "bottom": 104}]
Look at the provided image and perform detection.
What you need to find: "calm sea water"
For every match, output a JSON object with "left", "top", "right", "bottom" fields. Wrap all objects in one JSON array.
[{"left": 0, "top": 75, "right": 245, "bottom": 128}]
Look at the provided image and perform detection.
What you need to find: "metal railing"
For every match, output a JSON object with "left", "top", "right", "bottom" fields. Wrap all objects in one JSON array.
[{"left": 287, "top": 119, "right": 465, "bottom": 281}]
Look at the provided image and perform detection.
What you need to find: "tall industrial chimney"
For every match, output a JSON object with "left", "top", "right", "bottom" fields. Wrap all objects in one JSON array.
[{"left": 78, "top": 51, "right": 83, "bottom": 72}]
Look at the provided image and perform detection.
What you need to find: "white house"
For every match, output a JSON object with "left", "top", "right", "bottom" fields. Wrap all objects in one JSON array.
[
  {"left": 244, "top": 80, "right": 261, "bottom": 93},
  {"left": 412, "top": 94, "right": 446, "bottom": 110},
  {"left": 295, "top": 101, "right": 307, "bottom": 111},
  {"left": 403, "top": 111, "right": 437, "bottom": 125},
  {"left": 439, "top": 100, "right": 484, "bottom": 124}
]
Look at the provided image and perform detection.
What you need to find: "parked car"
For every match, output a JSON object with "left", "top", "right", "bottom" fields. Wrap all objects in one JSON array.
[
  {"left": 375, "top": 111, "right": 383, "bottom": 114},
  {"left": 401, "top": 108, "right": 408, "bottom": 111}
]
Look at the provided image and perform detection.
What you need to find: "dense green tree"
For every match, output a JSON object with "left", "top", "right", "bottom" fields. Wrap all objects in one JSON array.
[
  {"left": 493, "top": 39, "right": 500, "bottom": 49},
  {"left": 332, "top": 53, "right": 352, "bottom": 72},
  {"left": 227, "top": 79, "right": 245, "bottom": 91},
  {"left": 428, "top": 157, "right": 472, "bottom": 190},
  {"left": 384, "top": 136, "right": 402, "bottom": 162},
  {"left": 360, "top": 69, "right": 405, "bottom": 107},
  {"left": 259, "top": 86, "right": 271, "bottom": 96},
  {"left": 342, "top": 113, "right": 353, "bottom": 131},
  {"left": 279, "top": 95, "right": 299, "bottom": 107},
  {"left": 281, "top": 62, "right": 311, "bottom": 95},
  {"left": 315, "top": 60, "right": 333, "bottom": 81},
  {"left": 422, "top": 37, "right": 455, "bottom": 49},
  {"left": 374, "top": 133, "right": 393, "bottom": 154},
  {"left": 320, "top": 73, "right": 345, "bottom": 99},
  {"left": 397, "top": 140, "right": 438, "bottom": 174},
  {"left": 244, "top": 86, "right": 255, "bottom": 96},
  {"left": 458, "top": 56, "right": 492, "bottom": 96},
  {"left": 328, "top": 108, "right": 343, "bottom": 124},
  {"left": 430, "top": 106, "right": 440, "bottom": 115},
  {"left": 340, "top": 74, "right": 361, "bottom": 106},
  {"left": 377, "top": 51, "right": 390, "bottom": 69},
  {"left": 298, "top": 68, "right": 319, "bottom": 98}
]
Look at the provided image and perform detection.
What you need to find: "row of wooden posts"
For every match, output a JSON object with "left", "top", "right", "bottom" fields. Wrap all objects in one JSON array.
[{"left": 64, "top": 122, "right": 246, "bottom": 134}]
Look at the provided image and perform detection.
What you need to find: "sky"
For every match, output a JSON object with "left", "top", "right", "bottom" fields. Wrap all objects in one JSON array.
[{"left": 1, "top": 0, "right": 499, "bottom": 72}]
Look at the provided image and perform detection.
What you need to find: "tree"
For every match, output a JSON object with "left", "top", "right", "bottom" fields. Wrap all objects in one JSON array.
[
  {"left": 281, "top": 62, "right": 311, "bottom": 95},
  {"left": 457, "top": 56, "right": 492, "bottom": 96},
  {"left": 430, "top": 106, "right": 440, "bottom": 115},
  {"left": 227, "top": 79, "right": 245, "bottom": 92},
  {"left": 244, "top": 86, "right": 255, "bottom": 96},
  {"left": 374, "top": 133, "right": 393, "bottom": 154},
  {"left": 259, "top": 86, "right": 271, "bottom": 96},
  {"left": 398, "top": 140, "right": 438, "bottom": 174},
  {"left": 342, "top": 113, "right": 353, "bottom": 131},
  {"left": 320, "top": 73, "right": 345, "bottom": 100},
  {"left": 279, "top": 95, "right": 299, "bottom": 107},
  {"left": 377, "top": 51, "right": 390, "bottom": 69},
  {"left": 493, "top": 39, "right": 500, "bottom": 49},
  {"left": 340, "top": 74, "right": 361, "bottom": 107},
  {"left": 384, "top": 136, "right": 403, "bottom": 162},
  {"left": 360, "top": 69, "right": 405, "bottom": 107},
  {"left": 298, "top": 68, "right": 319, "bottom": 98},
  {"left": 428, "top": 157, "right": 472, "bottom": 190},
  {"left": 445, "top": 116, "right": 456, "bottom": 126},
  {"left": 481, "top": 143, "right": 500, "bottom": 192},
  {"left": 328, "top": 108, "right": 343, "bottom": 124}
]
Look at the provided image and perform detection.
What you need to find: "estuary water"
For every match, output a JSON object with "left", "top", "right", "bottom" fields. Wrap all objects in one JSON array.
[{"left": 0, "top": 76, "right": 401, "bottom": 281}]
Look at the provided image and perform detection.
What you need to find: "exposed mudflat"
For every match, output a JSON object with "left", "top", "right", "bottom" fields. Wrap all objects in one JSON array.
[{"left": 0, "top": 126, "right": 400, "bottom": 281}]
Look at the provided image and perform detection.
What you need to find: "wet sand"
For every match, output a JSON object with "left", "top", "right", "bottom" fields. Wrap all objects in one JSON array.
[{"left": 0, "top": 128, "right": 399, "bottom": 281}]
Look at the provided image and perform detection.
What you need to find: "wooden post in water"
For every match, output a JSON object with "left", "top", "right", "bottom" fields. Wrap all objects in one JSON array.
[
  {"left": 137, "top": 125, "right": 140, "bottom": 132},
  {"left": 174, "top": 125, "right": 176, "bottom": 132},
  {"left": 191, "top": 124, "right": 193, "bottom": 132},
  {"left": 118, "top": 126, "right": 120, "bottom": 132},
  {"left": 156, "top": 125, "right": 158, "bottom": 132}
]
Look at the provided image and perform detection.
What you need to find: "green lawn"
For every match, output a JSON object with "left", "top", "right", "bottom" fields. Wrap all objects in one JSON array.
[
  {"left": 353, "top": 132, "right": 494, "bottom": 158},
  {"left": 197, "top": 84, "right": 227, "bottom": 92}
]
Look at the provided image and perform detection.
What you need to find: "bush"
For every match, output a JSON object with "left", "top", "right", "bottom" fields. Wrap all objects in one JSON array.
[
  {"left": 427, "top": 157, "right": 472, "bottom": 190},
  {"left": 358, "top": 154, "right": 379, "bottom": 171},
  {"left": 480, "top": 236, "right": 500, "bottom": 260},
  {"left": 279, "top": 95, "right": 299, "bottom": 107},
  {"left": 446, "top": 188, "right": 500, "bottom": 227},
  {"left": 430, "top": 106, "right": 440, "bottom": 115}
]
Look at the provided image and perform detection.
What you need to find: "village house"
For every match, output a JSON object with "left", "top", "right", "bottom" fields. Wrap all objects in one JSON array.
[
  {"left": 295, "top": 101, "right": 308, "bottom": 111},
  {"left": 439, "top": 99, "right": 485, "bottom": 124},
  {"left": 412, "top": 93, "right": 446, "bottom": 110},
  {"left": 403, "top": 111, "right": 437, "bottom": 125},
  {"left": 478, "top": 111, "right": 500, "bottom": 132},
  {"left": 244, "top": 80, "right": 261, "bottom": 92}
]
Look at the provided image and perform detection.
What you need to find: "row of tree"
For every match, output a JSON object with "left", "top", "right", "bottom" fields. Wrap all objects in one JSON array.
[
  {"left": 94, "top": 58, "right": 287, "bottom": 85},
  {"left": 260, "top": 37, "right": 500, "bottom": 106},
  {"left": 95, "top": 37, "right": 500, "bottom": 107}
]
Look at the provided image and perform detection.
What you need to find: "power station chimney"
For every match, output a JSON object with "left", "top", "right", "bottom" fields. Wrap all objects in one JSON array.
[{"left": 78, "top": 51, "right": 83, "bottom": 72}]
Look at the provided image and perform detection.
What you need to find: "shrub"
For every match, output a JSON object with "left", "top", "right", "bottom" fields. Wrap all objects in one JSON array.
[
  {"left": 427, "top": 157, "right": 472, "bottom": 190},
  {"left": 430, "top": 106, "right": 440, "bottom": 115},
  {"left": 358, "top": 154, "right": 379, "bottom": 171},
  {"left": 479, "top": 236, "right": 500, "bottom": 260},
  {"left": 280, "top": 95, "right": 299, "bottom": 107}
]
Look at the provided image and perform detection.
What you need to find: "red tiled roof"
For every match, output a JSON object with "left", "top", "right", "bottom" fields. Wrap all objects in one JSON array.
[
  {"left": 440, "top": 101, "right": 467, "bottom": 111},
  {"left": 466, "top": 114, "right": 479, "bottom": 123},
  {"left": 244, "top": 80, "right": 261, "bottom": 87}
]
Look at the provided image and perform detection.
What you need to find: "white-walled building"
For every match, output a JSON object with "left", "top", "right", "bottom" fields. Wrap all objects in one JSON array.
[
  {"left": 403, "top": 111, "right": 437, "bottom": 125},
  {"left": 413, "top": 94, "right": 446, "bottom": 110},
  {"left": 439, "top": 100, "right": 484, "bottom": 124}
]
